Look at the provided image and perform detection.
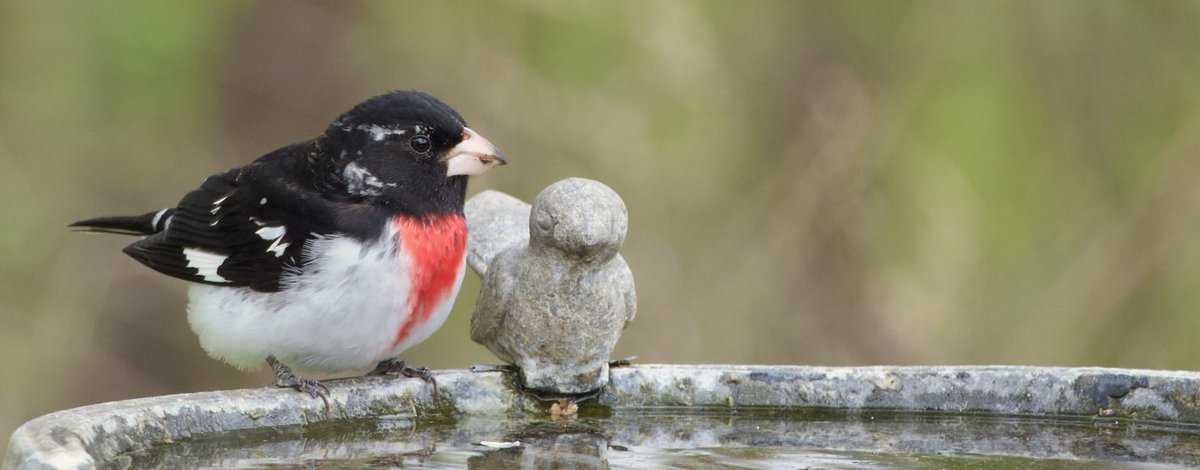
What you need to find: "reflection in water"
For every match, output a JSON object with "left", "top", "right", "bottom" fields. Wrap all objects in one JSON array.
[
  {"left": 468, "top": 421, "right": 610, "bottom": 469},
  {"left": 121, "top": 408, "right": 1200, "bottom": 468}
]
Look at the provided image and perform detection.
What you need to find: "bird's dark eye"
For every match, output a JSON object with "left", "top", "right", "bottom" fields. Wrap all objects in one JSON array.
[{"left": 410, "top": 135, "right": 431, "bottom": 154}]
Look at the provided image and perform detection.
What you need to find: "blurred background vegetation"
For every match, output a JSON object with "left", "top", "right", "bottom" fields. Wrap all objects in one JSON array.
[{"left": 3, "top": 0, "right": 1200, "bottom": 448}]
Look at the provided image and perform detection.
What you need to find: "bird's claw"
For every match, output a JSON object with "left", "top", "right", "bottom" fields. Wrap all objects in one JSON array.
[
  {"left": 295, "top": 378, "right": 331, "bottom": 409},
  {"left": 370, "top": 358, "right": 440, "bottom": 401},
  {"left": 267, "top": 355, "right": 330, "bottom": 410}
]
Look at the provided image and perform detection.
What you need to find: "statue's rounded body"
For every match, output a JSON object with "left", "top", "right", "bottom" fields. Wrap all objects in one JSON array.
[{"left": 469, "top": 178, "right": 637, "bottom": 395}]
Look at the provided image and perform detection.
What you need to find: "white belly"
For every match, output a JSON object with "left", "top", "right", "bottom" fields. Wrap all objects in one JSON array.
[{"left": 185, "top": 230, "right": 464, "bottom": 372}]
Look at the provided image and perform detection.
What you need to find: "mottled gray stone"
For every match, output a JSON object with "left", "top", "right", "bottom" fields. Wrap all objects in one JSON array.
[
  {"left": 10, "top": 365, "right": 1200, "bottom": 468},
  {"left": 464, "top": 190, "right": 530, "bottom": 276},
  {"left": 599, "top": 365, "right": 1200, "bottom": 421},
  {"left": 465, "top": 178, "right": 636, "bottom": 394}
]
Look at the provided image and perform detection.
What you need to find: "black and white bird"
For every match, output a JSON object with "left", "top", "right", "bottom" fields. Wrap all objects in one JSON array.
[{"left": 71, "top": 91, "right": 506, "bottom": 405}]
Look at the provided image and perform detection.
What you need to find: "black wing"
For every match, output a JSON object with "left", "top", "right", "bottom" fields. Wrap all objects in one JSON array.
[{"left": 123, "top": 150, "right": 378, "bottom": 292}]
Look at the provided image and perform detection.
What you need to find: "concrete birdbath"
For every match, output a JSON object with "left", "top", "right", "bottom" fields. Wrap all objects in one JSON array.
[
  {"left": 12, "top": 182, "right": 1200, "bottom": 468},
  {"left": 8, "top": 365, "right": 1200, "bottom": 468}
]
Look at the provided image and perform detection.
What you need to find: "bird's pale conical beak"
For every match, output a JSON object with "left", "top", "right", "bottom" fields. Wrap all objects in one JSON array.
[{"left": 445, "top": 128, "right": 506, "bottom": 176}]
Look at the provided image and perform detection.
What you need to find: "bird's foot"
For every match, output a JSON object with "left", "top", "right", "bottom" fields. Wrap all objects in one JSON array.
[
  {"left": 267, "top": 355, "right": 330, "bottom": 410},
  {"left": 369, "top": 358, "right": 439, "bottom": 401}
]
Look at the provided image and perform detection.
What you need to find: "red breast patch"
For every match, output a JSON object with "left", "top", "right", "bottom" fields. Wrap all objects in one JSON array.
[{"left": 392, "top": 213, "right": 467, "bottom": 347}]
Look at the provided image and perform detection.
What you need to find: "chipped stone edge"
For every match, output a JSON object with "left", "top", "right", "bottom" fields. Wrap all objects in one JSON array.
[{"left": 9, "top": 365, "right": 1200, "bottom": 469}]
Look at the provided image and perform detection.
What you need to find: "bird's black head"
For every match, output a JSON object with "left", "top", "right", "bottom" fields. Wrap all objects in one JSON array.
[{"left": 315, "top": 91, "right": 505, "bottom": 215}]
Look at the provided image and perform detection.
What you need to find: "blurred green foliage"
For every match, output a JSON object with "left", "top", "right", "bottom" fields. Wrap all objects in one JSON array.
[{"left": 3, "top": 0, "right": 1200, "bottom": 450}]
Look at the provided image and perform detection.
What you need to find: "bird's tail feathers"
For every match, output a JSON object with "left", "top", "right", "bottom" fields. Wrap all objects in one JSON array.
[{"left": 69, "top": 209, "right": 175, "bottom": 236}]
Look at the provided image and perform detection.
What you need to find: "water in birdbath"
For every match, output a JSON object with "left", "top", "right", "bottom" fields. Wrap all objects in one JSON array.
[{"left": 117, "top": 406, "right": 1200, "bottom": 468}]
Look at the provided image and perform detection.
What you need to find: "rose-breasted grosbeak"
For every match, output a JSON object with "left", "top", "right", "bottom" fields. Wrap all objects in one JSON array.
[{"left": 71, "top": 91, "right": 505, "bottom": 405}]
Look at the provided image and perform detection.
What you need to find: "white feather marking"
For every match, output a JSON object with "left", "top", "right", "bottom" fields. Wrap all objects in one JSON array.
[
  {"left": 150, "top": 209, "right": 168, "bottom": 230},
  {"left": 267, "top": 240, "right": 290, "bottom": 257},
  {"left": 356, "top": 124, "right": 406, "bottom": 141},
  {"left": 252, "top": 223, "right": 288, "bottom": 257},
  {"left": 246, "top": 224, "right": 288, "bottom": 256},
  {"left": 343, "top": 162, "right": 386, "bottom": 197},
  {"left": 183, "top": 247, "right": 229, "bottom": 283},
  {"left": 210, "top": 192, "right": 234, "bottom": 214},
  {"left": 255, "top": 225, "right": 286, "bottom": 241}
]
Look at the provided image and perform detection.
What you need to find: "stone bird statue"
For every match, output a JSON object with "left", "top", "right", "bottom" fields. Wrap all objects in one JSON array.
[{"left": 465, "top": 178, "right": 636, "bottom": 395}]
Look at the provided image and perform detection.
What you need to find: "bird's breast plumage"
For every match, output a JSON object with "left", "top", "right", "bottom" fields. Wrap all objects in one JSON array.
[
  {"left": 186, "top": 214, "right": 469, "bottom": 372},
  {"left": 391, "top": 213, "right": 468, "bottom": 348}
]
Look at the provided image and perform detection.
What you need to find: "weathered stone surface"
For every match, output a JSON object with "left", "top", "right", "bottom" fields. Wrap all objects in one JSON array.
[
  {"left": 3, "top": 370, "right": 527, "bottom": 470},
  {"left": 114, "top": 409, "right": 1200, "bottom": 467},
  {"left": 466, "top": 179, "right": 636, "bottom": 394},
  {"left": 600, "top": 365, "right": 1200, "bottom": 422},
  {"left": 8, "top": 365, "right": 1200, "bottom": 468},
  {"left": 464, "top": 190, "right": 530, "bottom": 276}
]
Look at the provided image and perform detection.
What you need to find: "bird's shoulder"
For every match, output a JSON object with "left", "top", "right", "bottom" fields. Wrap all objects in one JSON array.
[{"left": 124, "top": 140, "right": 386, "bottom": 292}]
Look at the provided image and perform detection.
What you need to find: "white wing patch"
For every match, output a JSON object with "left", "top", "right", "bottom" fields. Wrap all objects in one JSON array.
[
  {"left": 183, "top": 247, "right": 230, "bottom": 283},
  {"left": 268, "top": 240, "right": 291, "bottom": 257},
  {"left": 211, "top": 191, "right": 234, "bottom": 215},
  {"left": 255, "top": 225, "right": 285, "bottom": 240},
  {"left": 250, "top": 218, "right": 290, "bottom": 257},
  {"left": 151, "top": 209, "right": 168, "bottom": 229},
  {"left": 150, "top": 208, "right": 170, "bottom": 231}
]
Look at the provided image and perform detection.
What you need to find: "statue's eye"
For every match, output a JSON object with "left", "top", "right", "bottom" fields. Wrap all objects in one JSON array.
[
  {"left": 410, "top": 135, "right": 431, "bottom": 154},
  {"left": 535, "top": 209, "right": 554, "bottom": 233}
]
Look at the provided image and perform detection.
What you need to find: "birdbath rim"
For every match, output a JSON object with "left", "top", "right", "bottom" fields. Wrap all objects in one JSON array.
[{"left": 8, "top": 364, "right": 1200, "bottom": 469}]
